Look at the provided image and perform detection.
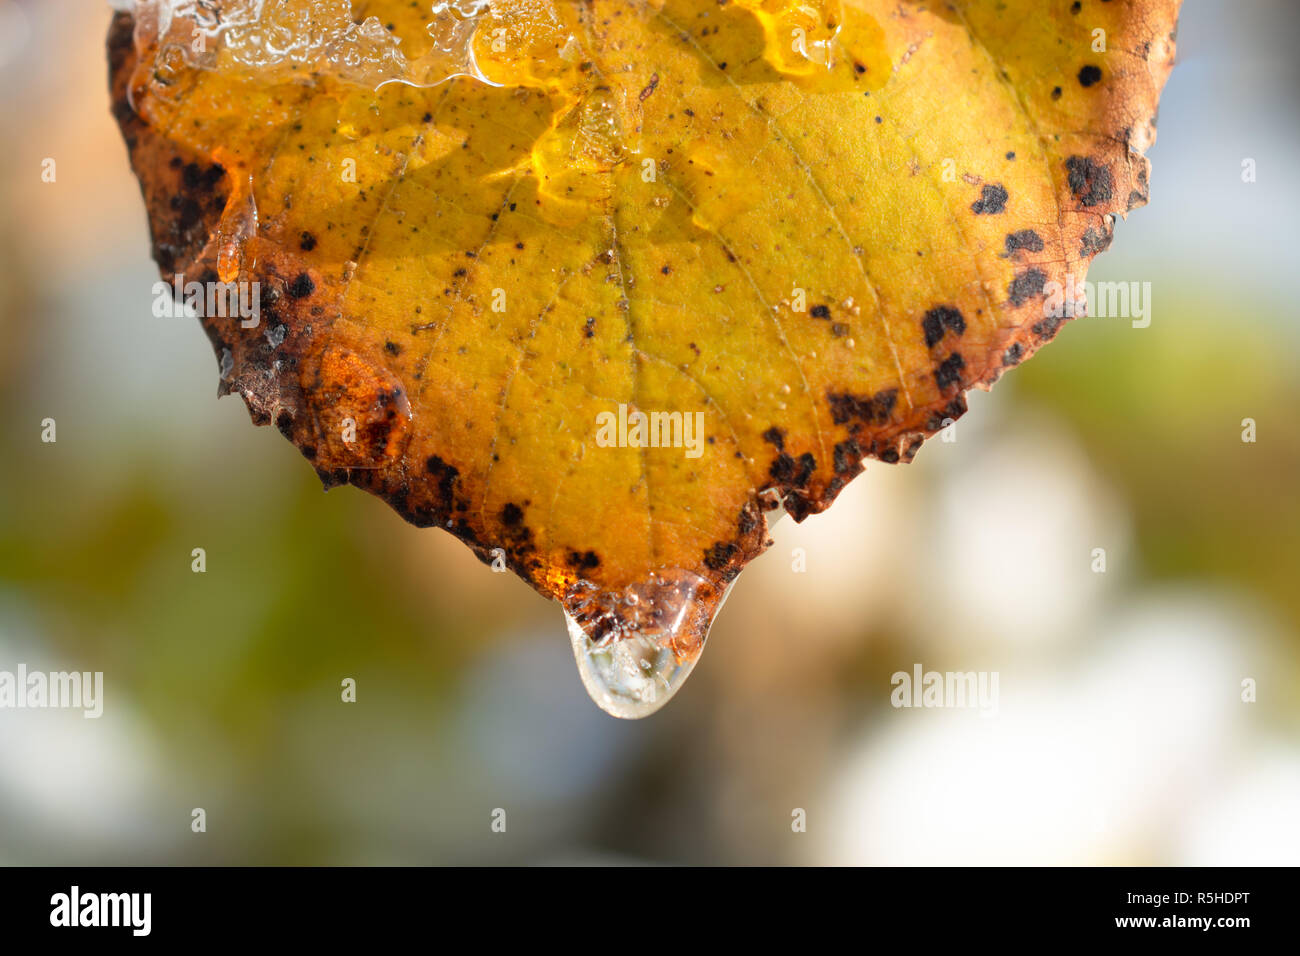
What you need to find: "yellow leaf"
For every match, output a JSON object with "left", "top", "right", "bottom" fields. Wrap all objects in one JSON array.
[{"left": 110, "top": 0, "right": 1181, "bottom": 715}]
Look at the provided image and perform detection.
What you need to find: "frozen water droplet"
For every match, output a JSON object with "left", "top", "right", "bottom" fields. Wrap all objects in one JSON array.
[
  {"left": 565, "top": 611, "right": 701, "bottom": 719},
  {"left": 730, "top": 0, "right": 844, "bottom": 75},
  {"left": 210, "top": 166, "right": 258, "bottom": 283},
  {"left": 563, "top": 570, "right": 733, "bottom": 719},
  {"left": 529, "top": 86, "right": 630, "bottom": 224}
]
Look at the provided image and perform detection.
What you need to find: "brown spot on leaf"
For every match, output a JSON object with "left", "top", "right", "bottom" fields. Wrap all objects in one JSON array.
[
  {"left": 301, "top": 344, "right": 411, "bottom": 469},
  {"left": 1079, "top": 224, "right": 1113, "bottom": 256}
]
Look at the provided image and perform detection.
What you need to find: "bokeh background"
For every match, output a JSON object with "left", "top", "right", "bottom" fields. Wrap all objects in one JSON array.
[{"left": 1, "top": 0, "right": 1297, "bottom": 865}]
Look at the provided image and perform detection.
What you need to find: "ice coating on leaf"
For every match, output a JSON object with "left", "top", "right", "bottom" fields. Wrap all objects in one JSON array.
[
  {"left": 123, "top": 0, "right": 586, "bottom": 90},
  {"left": 123, "top": 0, "right": 865, "bottom": 91},
  {"left": 128, "top": 0, "right": 410, "bottom": 88}
]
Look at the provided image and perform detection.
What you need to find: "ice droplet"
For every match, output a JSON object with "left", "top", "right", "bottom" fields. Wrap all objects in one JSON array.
[
  {"left": 204, "top": 158, "right": 259, "bottom": 283},
  {"left": 563, "top": 571, "right": 733, "bottom": 719},
  {"left": 733, "top": 0, "right": 845, "bottom": 75},
  {"left": 565, "top": 612, "right": 700, "bottom": 719}
]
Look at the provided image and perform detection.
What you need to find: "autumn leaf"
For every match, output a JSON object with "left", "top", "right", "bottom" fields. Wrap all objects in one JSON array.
[{"left": 109, "top": 0, "right": 1181, "bottom": 716}]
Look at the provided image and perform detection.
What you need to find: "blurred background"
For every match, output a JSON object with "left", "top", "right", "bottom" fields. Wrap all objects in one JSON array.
[{"left": 0, "top": 0, "right": 1297, "bottom": 865}]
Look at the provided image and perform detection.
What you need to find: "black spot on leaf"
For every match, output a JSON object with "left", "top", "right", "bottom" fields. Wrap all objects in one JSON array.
[
  {"left": 769, "top": 452, "right": 815, "bottom": 487},
  {"left": 1078, "top": 65, "right": 1103, "bottom": 87},
  {"left": 1032, "top": 315, "right": 1064, "bottom": 340},
  {"left": 566, "top": 549, "right": 600, "bottom": 570},
  {"left": 704, "top": 542, "right": 740, "bottom": 573},
  {"left": 1065, "top": 155, "right": 1114, "bottom": 207},
  {"left": 1008, "top": 268, "right": 1048, "bottom": 306},
  {"left": 425, "top": 455, "right": 460, "bottom": 513},
  {"left": 934, "top": 353, "right": 965, "bottom": 390},
  {"left": 827, "top": 388, "right": 897, "bottom": 426},
  {"left": 922, "top": 306, "right": 966, "bottom": 347},
  {"left": 971, "top": 183, "right": 1009, "bottom": 214},
  {"left": 287, "top": 272, "right": 315, "bottom": 298},
  {"left": 1003, "top": 229, "right": 1045, "bottom": 255},
  {"left": 833, "top": 439, "right": 863, "bottom": 476}
]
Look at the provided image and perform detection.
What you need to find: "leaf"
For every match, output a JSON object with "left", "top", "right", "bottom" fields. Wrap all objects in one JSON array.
[{"left": 109, "top": 0, "right": 1181, "bottom": 716}]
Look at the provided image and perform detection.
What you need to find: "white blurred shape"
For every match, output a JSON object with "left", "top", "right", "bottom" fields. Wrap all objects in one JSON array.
[
  {"left": 749, "top": 463, "right": 911, "bottom": 640},
  {"left": 1180, "top": 743, "right": 1300, "bottom": 865},
  {"left": 911, "top": 409, "right": 1129, "bottom": 648},
  {"left": 0, "top": 606, "right": 175, "bottom": 859},
  {"left": 817, "top": 590, "right": 1263, "bottom": 865}
]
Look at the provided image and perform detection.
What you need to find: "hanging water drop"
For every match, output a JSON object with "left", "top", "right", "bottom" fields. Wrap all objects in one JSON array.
[{"left": 563, "top": 570, "right": 733, "bottom": 718}]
